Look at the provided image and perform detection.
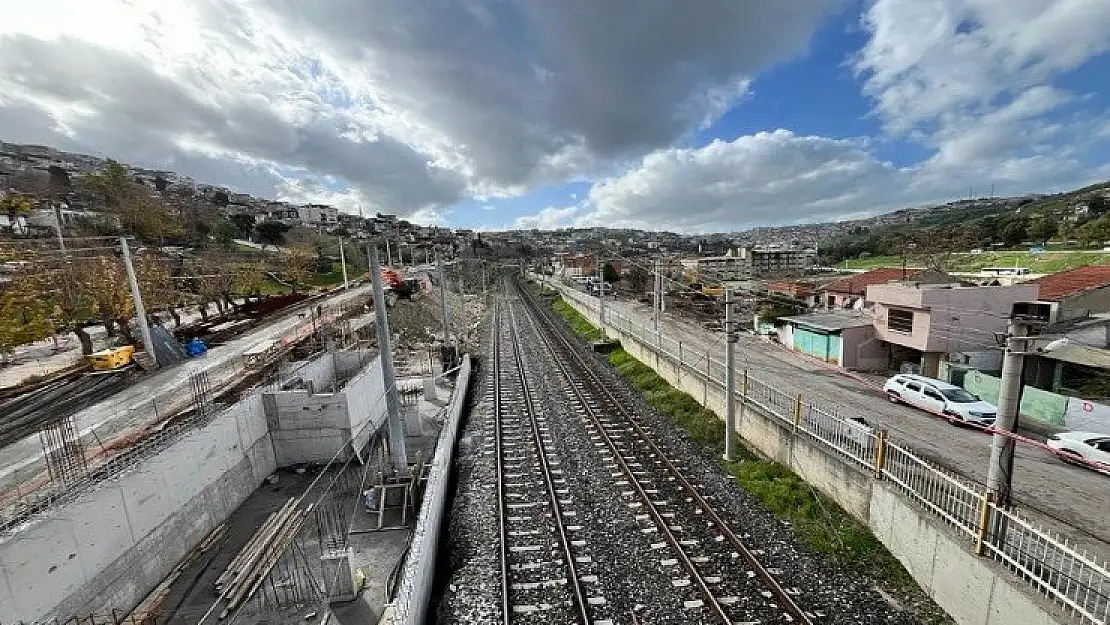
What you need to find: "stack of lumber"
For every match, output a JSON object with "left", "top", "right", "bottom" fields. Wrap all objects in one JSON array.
[{"left": 214, "top": 498, "right": 310, "bottom": 619}]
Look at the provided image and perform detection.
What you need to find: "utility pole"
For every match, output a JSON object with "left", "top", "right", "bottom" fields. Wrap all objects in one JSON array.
[
  {"left": 436, "top": 249, "right": 454, "bottom": 366},
  {"left": 338, "top": 237, "right": 349, "bottom": 290},
  {"left": 653, "top": 258, "right": 660, "bottom": 331},
  {"left": 53, "top": 204, "right": 66, "bottom": 253},
  {"left": 597, "top": 258, "right": 605, "bottom": 329},
  {"left": 120, "top": 237, "right": 157, "bottom": 369},
  {"left": 723, "top": 288, "right": 737, "bottom": 461},
  {"left": 369, "top": 246, "right": 408, "bottom": 473},
  {"left": 385, "top": 237, "right": 392, "bottom": 266},
  {"left": 986, "top": 319, "right": 1030, "bottom": 507},
  {"left": 397, "top": 239, "right": 404, "bottom": 267}
]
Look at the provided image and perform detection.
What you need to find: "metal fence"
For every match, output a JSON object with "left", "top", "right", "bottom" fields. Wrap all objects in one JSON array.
[{"left": 557, "top": 284, "right": 1110, "bottom": 625}]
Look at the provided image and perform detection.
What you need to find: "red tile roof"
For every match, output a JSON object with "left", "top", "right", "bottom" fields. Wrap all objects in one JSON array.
[
  {"left": 1030, "top": 265, "right": 1110, "bottom": 301},
  {"left": 822, "top": 267, "right": 923, "bottom": 295}
]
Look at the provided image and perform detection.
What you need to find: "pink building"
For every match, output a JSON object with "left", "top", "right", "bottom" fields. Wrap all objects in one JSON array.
[{"left": 867, "top": 282, "right": 1039, "bottom": 377}]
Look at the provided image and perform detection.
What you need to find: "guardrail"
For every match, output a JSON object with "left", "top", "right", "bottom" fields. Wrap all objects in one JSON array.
[{"left": 550, "top": 281, "right": 1110, "bottom": 625}]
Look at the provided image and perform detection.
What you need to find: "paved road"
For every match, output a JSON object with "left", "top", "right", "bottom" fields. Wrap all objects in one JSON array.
[
  {"left": 0, "top": 286, "right": 370, "bottom": 496},
  {"left": 588, "top": 291, "right": 1109, "bottom": 564}
]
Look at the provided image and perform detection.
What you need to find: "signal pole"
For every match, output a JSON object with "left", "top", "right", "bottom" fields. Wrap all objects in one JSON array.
[{"left": 723, "top": 288, "right": 737, "bottom": 461}]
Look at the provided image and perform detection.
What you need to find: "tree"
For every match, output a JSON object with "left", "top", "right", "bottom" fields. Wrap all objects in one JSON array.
[
  {"left": 0, "top": 273, "right": 57, "bottom": 362},
  {"left": 80, "top": 256, "right": 134, "bottom": 341},
  {"left": 1028, "top": 218, "right": 1058, "bottom": 245},
  {"left": 281, "top": 245, "right": 316, "bottom": 292},
  {"left": 230, "top": 214, "right": 256, "bottom": 239},
  {"left": 625, "top": 265, "right": 650, "bottom": 293},
  {"left": 254, "top": 221, "right": 289, "bottom": 246},
  {"left": 1, "top": 195, "right": 33, "bottom": 229},
  {"left": 1089, "top": 195, "right": 1108, "bottom": 216},
  {"left": 999, "top": 216, "right": 1029, "bottom": 247},
  {"left": 602, "top": 262, "right": 620, "bottom": 284},
  {"left": 1077, "top": 216, "right": 1110, "bottom": 247},
  {"left": 211, "top": 219, "right": 240, "bottom": 245},
  {"left": 80, "top": 161, "right": 183, "bottom": 240}
]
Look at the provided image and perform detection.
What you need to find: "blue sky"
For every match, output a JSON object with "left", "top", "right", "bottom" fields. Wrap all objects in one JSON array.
[{"left": 2, "top": 0, "right": 1110, "bottom": 233}]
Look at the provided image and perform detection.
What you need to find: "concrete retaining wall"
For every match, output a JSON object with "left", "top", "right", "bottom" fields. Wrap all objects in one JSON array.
[
  {"left": 0, "top": 395, "right": 276, "bottom": 623},
  {"left": 559, "top": 290, "right": 1065, "bottom": 625},
  {"left": 264, "top": 354, "right": 387, "bottom": 467}
]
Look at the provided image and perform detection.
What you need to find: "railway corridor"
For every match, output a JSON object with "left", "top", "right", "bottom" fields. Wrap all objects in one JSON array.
[{"left": 481, "top": 281, "right": 924, "bottom": 625}]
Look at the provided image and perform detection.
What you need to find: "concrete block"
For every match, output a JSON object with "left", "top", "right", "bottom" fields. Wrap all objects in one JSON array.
[
  {"left": 931, "top": 533, "right": 993, "bottom": 625},
  {"left": 985, "top": 573, "right": 1057, "bottom": 625},
  {"left": 880, "top": 490, "right": 940, "bottom": 590},
  {"left": 0, "top": 515, "right": 84, "bottom": 619}
]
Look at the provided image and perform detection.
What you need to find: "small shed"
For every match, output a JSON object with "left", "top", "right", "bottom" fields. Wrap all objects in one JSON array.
[{"left": 778, "top": 312, "right": 884, "bottom": 370}]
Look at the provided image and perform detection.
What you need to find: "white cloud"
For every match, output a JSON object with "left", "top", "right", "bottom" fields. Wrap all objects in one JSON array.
[
  {"left": 515, "top": 206, "right": 581, "bottom": 230},
  {"left": 569, "top": 127, "right": 1110, "bottom": 233},
  {"left": 0, "top": 0, "right": 839, "bottom": 219}
]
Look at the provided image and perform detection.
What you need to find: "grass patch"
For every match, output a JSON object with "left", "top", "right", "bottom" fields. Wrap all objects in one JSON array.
[
  {"left": 841, "top": 250, "right": 1110, "bottom": 273},
  {"left": 306, "top": 262, "right": 361, "bottom": 288},
  {"left": 546, "top": 292, "right": 936, "bottom": 613}
]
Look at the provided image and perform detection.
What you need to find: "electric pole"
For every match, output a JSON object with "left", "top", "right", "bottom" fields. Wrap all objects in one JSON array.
[
  {"left": 723, "top": 288, "right": 737, "bottom": 461},
  {"left": 436, "top": 249, "right": 454, "bottom": 367},
  {"left": 120, "top": 237, "right": 157, "bottom": 369},
  {"left": 653, "top": 258, "right": 661, "bottom": 331},
  {"left": 986, "top": 319, "right": 1030, "bottom": 507},
  {"left": 597, "top": 258, "right": 605, "bottom": 329},
  {"left": 385, "top": 237, "right": 392, "bottom": 266},
  {"left": 369, "top": 246, "right": 408, "bottom": 473},
  {"left": 338, "top": 237, "right": 349, "bottom": 290}
]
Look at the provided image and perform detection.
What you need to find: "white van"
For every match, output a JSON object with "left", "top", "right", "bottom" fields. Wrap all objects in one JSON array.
[{"left": 883, "top": 374, "right": 998, "bottom": 426}]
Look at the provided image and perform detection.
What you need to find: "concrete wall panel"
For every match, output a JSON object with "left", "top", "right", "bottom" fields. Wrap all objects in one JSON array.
[{"left": 0, "top": 393, "right": 274, "bottom": 623}]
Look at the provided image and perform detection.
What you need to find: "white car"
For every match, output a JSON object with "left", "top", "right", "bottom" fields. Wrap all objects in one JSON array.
[
  {"left": 883, "top": 374, "right": 998, "bottom": 426},
  {"left": 1046, "top": 432, "right": 1110, "bottom": 474}
]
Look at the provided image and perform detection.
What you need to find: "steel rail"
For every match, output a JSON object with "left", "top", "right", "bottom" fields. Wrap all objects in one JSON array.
[
  {"left": 491, "top": 300, "right": 512, "bottom": 624},
  {"left": 518, "top": 278, "right": 815, "bottom": 625},
  {"left": 494, "top": 295, "right": 590, "bottom": 624}
]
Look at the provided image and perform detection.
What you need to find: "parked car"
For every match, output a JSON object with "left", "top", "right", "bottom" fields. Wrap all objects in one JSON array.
[
  {"left": 882, "top": 374, "right": 998, "bottom": 426},
  {"left": 1045, "top": 431, "right": 1110, "bottom": 474}
]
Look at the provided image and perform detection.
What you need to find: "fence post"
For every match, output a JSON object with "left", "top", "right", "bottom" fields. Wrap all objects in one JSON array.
[
  {"left": 975, "top": 491, "right": 995, "bottom": 556},
  {"left": 792, "top": 393, "right": 803, "bottom": 431},
  {"left": 873, "top": 429, "right": 888, "bottom": 477}
]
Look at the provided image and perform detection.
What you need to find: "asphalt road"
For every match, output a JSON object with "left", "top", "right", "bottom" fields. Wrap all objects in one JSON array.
[
  {"left": 0, "top": 286, "right": 371, "bottom": 496},
  {"left": 596, "top": 292, "right": 1110, "bottom": 565}
]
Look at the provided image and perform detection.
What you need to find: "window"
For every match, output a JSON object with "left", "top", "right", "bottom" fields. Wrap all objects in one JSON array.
[
  {"left": 888, "top": 308, "right": 914, "bottom": 333},
  {"left": 941, "top": 388, "right": 978, "bottom": 403},
  {"left": 923, "top": 388, "right": 944, "bottom": 401},
  {"left": 905, "top": 382, "right": 922, "bottom": 393}
]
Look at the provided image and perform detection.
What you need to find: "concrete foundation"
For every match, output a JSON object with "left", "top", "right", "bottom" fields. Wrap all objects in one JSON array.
[
  {"left": 0, "top": 350, "right": 387, "bottom": 624},
  {"left": 0, "top": 394, "right": 275, "bottom": 622}
]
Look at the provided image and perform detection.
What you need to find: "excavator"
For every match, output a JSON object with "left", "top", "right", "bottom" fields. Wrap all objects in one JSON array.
[{"left": 377, "top": 267, "right": 419, "bottom": 299}]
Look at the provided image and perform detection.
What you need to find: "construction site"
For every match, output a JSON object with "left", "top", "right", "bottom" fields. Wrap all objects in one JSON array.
[{"left": 0, "top": 249, "right": 487, "bottom": 625}]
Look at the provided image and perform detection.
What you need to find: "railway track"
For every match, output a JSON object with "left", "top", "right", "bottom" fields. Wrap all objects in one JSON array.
[
  {"left": 492, "top": 299, "right": 596, "bottom": 624},
  {"left": 511, "top": 278, "right": 816, "bottom": 624}
]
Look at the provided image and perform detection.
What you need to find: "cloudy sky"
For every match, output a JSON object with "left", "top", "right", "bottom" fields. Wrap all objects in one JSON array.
[{"left": 2, "top": 1, "right": 1110, "bottom": 233}]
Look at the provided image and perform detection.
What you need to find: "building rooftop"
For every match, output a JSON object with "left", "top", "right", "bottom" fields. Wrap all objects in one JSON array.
[
  {"left": 1030, "top": 265, "right": 1110, "bottom": 301},
  {"left": 779, "top": 311, "right": 873, "bottom": 331},
  {"left": 822, "top": 267, "right": 925, "bottom": 295}
]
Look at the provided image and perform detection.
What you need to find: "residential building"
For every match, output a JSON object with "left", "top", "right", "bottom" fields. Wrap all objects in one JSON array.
[
  {"left": 693, "top": 246, "right": 816, "bottom": 282},
  {"left": 776, "top": 311, "right": 886, "bottom": 370},
  {"left": 1029, "top": 265, "right": 1110, "bottom": 323},
  {"left": 766, "top": 280, "right": 814, "bottom": 302},
  {"left": 297, "top": 204, "right": 340, "bottom": 228},
  {"left": 818, "top": 267, "right": 951, "bottom": 309},
  {"left": 867, "top": 282, "right": 1039, "bottom": 377}
]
